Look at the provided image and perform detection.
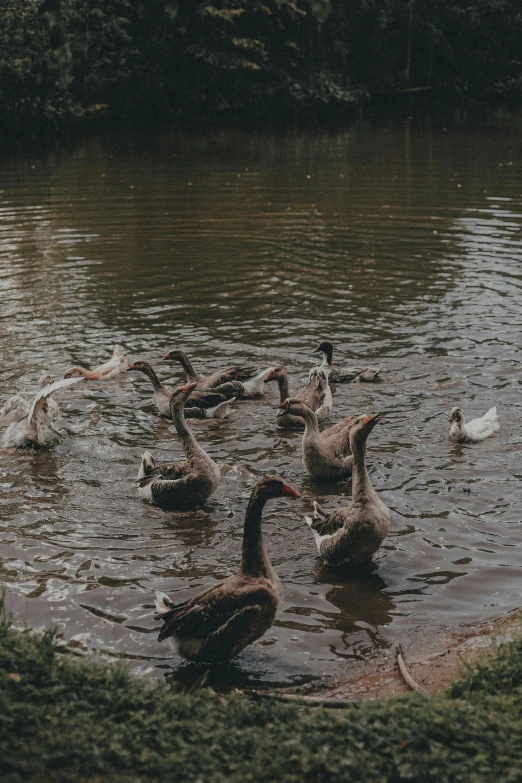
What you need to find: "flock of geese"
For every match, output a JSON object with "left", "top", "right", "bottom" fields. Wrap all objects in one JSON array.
[{"left": 0, "top": 341, "right": 500, "bottom": 665}]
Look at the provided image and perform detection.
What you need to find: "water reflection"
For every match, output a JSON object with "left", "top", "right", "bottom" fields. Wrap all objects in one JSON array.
[{"left": 1, "top": 112, "right": 522, "bottom": 685}]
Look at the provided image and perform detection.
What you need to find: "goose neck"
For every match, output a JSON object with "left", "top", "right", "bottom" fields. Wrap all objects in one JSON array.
[
  {"left": 240, "top": 494, "right": 273, "bottom": 578},
  {"left": 140, "top": 364, "right": 163, "bottom": 391},
  {"left": 351, "top": 435, "right": 372, "bottom": 498},
  {"left": 276, "top": 371, "right": 289, "bottom": 404},
  {"left": 177, "top": 351, "right": 200, "bottom": 382},
  {"left": 171, "top": 400, "right": 208, "bottom": 463}
]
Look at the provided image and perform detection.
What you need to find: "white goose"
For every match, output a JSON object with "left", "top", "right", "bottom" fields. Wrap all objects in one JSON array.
[
  {"left": 64, "top": 345, "right": 128, "bottom": 379},
  {"left": 449, "top": 406, "right": 499, "bottom": 443},
  {"left": 1, "top": 376, "right": 84, "bottom": 448}
]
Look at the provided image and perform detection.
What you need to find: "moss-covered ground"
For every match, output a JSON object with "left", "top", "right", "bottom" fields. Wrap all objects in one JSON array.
[{"left": 1, "top": 606, "right": 522, "bottom": 783}]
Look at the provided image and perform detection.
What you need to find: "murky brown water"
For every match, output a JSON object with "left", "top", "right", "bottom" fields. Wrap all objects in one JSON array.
[{"left": 1, "top": 108, "right": 522, "bottom": 687}]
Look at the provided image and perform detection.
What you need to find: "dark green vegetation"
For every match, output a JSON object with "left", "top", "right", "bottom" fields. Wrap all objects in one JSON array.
[
  {"left": 2, "top": 604, "right": 522, "bottom": 783},
  {"left": 1, "top": 0, "right": 522, "bottom": 135}
]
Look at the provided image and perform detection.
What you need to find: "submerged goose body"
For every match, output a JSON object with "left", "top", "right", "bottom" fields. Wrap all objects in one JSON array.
[
  {"left": 65, "top": 345, "right": 128, "bottom": 380},
  {"left": 154, "top": 476, "right": 300, "bottom": 662},
  {"left": 1, "top": 376, "right": 84, "bottom": 448},
  {"left": 280, "top": 398, "right": 356, "bottom": 481},
  {"left": 304, "top": 414, "right": 391, "bottom": 566},
  {"left": 137, "top": 383, "right": 221, "bottom": 508},
  {"left": 210, "top": 367, "right": 274, "bottom": 400},
  {"left": 163, "top": 349, "right": 259, "bottom": 392},
  {"left": 266, "top": 367, "right": 332, "bottom": 429},
  {"left": 449, "top": 406, "right": 499, "bottom": 443},
  {"left": 128, "top": 361, "right": 233, "bottom": 419},
  {"left": 312, "top": 341, "right": 381, "bottom": 384}
]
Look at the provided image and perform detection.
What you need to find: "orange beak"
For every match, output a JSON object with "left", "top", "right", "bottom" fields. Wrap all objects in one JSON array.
[
  {"left": 127, "top": 363, "right": 135, "bottom": 371},
  {"left": 264, "top": 369, "right": 276, "bottom": 382},
  {"left": 180, "top": 382, "right": 198, "bottom": 394},
  {"left": 163, "top": 352, "right": 172, "bottom": 360},
  {"left": 362, "top": 413, "right": 380, "bottom": 426},
  {"left": 282, "top": 482, "right": 300, "bottom": 498}
]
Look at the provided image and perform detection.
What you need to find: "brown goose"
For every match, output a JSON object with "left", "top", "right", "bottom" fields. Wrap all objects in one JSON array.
[
  {"left": 64, "top": 345, "right": 128, "bottom": 379},
  {"left": 127, "top": 361, "right": 233, "bottom": 419},
  {"left": 154, "top": 475, "right": 300, "bottom": 662},
  {"left": 265, "top": 367, "right": 332, "bottom": 429},
  {"left": 137, "top": 383, "right": 220, "bottom": 508},
  {"left": 163, "top": 348, "right": 258, "bottom": 391},
  {"left": 304, "top": 414, "right": 391, "bottom": 566},
  {"left": 312, "top": 341, "right": 380, "bottom": 383},
  {"left": 280, "top": 398, "right": 356, "bottom": 481}
]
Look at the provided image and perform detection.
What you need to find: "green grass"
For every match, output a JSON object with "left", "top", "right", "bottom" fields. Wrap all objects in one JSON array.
[{"left": 1, "top": 602, "right": 522, "bottom": 783}]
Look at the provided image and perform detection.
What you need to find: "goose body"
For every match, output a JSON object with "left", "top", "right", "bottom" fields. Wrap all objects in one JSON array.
[
  {"left": 1, "top": 376, "right": 84, "bottom": 448},
  {"left": 154, "top": 476, "right": 300, "bottom": 662},
  {"left": 163, "top": 349, "right": 259, "bottom": 392},
  {"left": 127, "top": 361, "right": 233, "bottom": 419},
  {"left": 65, "top": 345, "right": 128, "bottom": 380},
  {"left": 449, "top": 406, "right": 499, "bottom": 443},
  {"left": 312, "top": 341, "right": 381, "bottom": 383},
  {"left": 266, "top": 367, "right": 332, "bottom": 429},
  {"left": 210, "top": 367, "right": 274, "bottom": 400},
  {"left": 137, "top": 383, "right": 221, "bottom": 507},
  {"left": 304, "top": 414, "right": 391, "bottom": 566},
  {"left": 280, "top": 398, "right": 356, "bottom": 481}
]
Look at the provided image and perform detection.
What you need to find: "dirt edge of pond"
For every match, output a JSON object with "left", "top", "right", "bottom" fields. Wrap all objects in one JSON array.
[{"left": 277, "top": 608, "right": 522, "bottom": 702}]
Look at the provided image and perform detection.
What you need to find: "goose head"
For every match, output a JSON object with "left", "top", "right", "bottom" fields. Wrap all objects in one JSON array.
[
  {"left": 64, "top": 367, "right": 86, "bottom": 379},
  {"left": 350, "top": 413, "right": 381, "bottom": 447},
  {"left": 449, "top": 407, "right": 464, "bottom": 424},
  {"left": 252, "top": 475, "right": 301, "bottom": 501},
  {"left": 170, "top": 382, "right": 198, "bottom": 405},
  {"left": 313, "top": 340, "right": 334, "bottom": 367},
  {"left": 264, "top": 367, "right": 285, "bottom": 384},
  {"left": 163, "top": 349, "right": 184, "bottom": 362},
  {"left": 127, "top": 361, "right": 150, "bottom": 373}
]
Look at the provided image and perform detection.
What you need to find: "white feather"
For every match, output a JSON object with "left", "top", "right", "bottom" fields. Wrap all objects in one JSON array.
[
  {"left": 242, "top": 368, "right": 273, "bottom": 395},
  {"left": 206, "top": 397, "right": 234, "bottom": 419},
  {"left": 154, "top": 591, "right": 173, "bottom": 615},
  {"left": 27, "top": 376, "right": 84, "bottom": 424}
]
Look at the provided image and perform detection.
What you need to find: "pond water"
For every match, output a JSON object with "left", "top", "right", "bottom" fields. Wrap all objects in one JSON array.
[{"left": 1, "top": 107, "right": 522, "bottom": 689}]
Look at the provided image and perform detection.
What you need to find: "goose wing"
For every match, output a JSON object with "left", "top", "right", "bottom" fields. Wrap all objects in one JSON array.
[
  {"left": 322, "top": 415, "right": 357, "bottom": 457},
  {"left": 204, "top": 365, "right": 258, "bottom": 389},
  {"left": 27, "top": 376, "right": 84, "bottom": 425},
  {"left": 0, "top": 393, "right": 31, "bottom": 427},
  {"left": 156, "top": 578, "right": 274, "bottom": 642}
]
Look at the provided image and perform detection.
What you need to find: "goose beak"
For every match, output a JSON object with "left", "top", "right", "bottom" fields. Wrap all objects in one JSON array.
[
  {"left": 264, "top": 369, "right": 276, "bottom": 382},
  {"left": 312, "top": 345, "right": 321, "bottom": 353},
  {"left": 362, "top": 413, "right": 381, "bottom": 427},
  {"left": 127, "top": 363, "right": 135, "bottom": 371},
  {"left": 282, "top": 482, "right": 301, "bottom": 498},
  {"left": 163, "top": 352, "right": 172, "bottom": 360},
  {"left": 180, "top": 382, "right": 198, "bottom": 394}
]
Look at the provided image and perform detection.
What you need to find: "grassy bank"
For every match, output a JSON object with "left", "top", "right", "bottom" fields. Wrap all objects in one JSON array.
[{"left": 1, "top": 606, "right": 522, "bottom": 783}]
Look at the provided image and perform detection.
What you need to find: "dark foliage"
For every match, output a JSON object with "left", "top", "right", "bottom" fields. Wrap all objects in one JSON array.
[{"left": 0, "top": 0, "right": 521, "bottom": 133}]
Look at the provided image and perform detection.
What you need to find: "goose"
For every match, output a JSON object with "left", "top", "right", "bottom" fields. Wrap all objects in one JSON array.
[
  {"left": 1, "top": 376, "right": 84, "bottom": 448},
  {"left": 304, "top": 414, "right": 391, "bottom": 566},
  {"left": 127, "top": 361, "right": 233, "bottom": 419},
  {"left": 163, "top": 348, "right": 259, "bottom": 391},
  {"left": 280, "top": 398, "right": 356, "bottom": 481},
  {"left": 312, "top": 341, "right": 380, "bottom": 383},
  {"left": 137, "top": 383, "right": 221, "bottom": 507},
  {"left": 154, "top": 475, "right": 300, "bottom": 662},
  {"left": 64, "top": 345, "right": 128, "bottom": 379},
  {"left": 449, "top": 406, "right": 499, "bottom": 443},
  {"left": 265, "top": 366, "right": 332, "bottom": 429}
]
